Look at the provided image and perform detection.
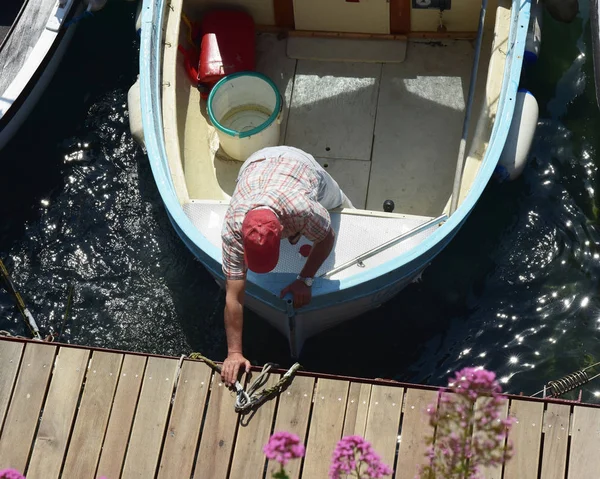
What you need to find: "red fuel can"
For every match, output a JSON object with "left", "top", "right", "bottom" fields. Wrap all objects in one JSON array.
[{"left": 198, "top": 10, "right": 256, "bottom": 98}]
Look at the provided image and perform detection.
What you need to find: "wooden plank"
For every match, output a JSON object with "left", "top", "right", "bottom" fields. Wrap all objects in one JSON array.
[
  {"left": 193, "top": 373, "right": 245, "bottom": 479},
  {"left": 0, "top": 343, "right": 56, "bottom": 471},
  {"left": 408, "top": 31, "right": 477, "bottom": 39},
  {"left": 0, "top": 340, "right": 24, "bottom": 431},
  {"left": 342, "top": 382, "right": 371, "bottom": 437},
  {"left": 293, "top": 0, "right": 390, "bottom": 34},
  {"left": 61, "top": 351, "right": 123, "bottom": 479},
  {"left": 273, "top": 0, "right": 294, "bottom": 29},
  {"left": 474, "top": 396, "right": 509, "bottom": 479},
  {"left": 96, "top": 354, "right": 146, "bottom": 479},
  {"left": 157, "top": 361, "right": 212, "bottom": 479},
  {"left": 26, "top": 346, "right": 90, "bottom": 479},
  {"left": 395, "top": 389, "right": 438, "bottom": 479},
  {"left": 566, "top": 406, "right": 600, "bottom": 478},
  {"left": 502, "top": 399, "right": 544, "bottom": 479},
  {"left": 410, "top": 1, "right": 480, "bottom": 32},
  {"left": 539, "top": 403, "right": 570, "bottom": 479},
  {"left": 364, "top": 385, "right": 403, "bottom": 471},
  {"left": 287, "top": 29, "right": 407, "bottom": 41},
  {"left": 121, "top": 356, "right": 179, "bottom": 479},
  {"left": 390, "top": 0, "right": 411, "bottom": 34},
  {"left": 230, "top": 374, "right": 281, "bottom": 478},
  {"left": 301, "top": 379, "right": 349, "bottom": 479},
  {"left": 267, "top": 375, "right": 315, "bottom": 479}
]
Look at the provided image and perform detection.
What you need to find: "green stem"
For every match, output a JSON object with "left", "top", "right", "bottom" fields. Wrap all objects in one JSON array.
[
  {"left": 458, "top": 399, "right": 475, "bottom": 479},
  {"left": 272, "top": 464, "right": 290, "bottom": 479},
  {"left": 354, "top": 450, "right": 363, "bottom": 479}
]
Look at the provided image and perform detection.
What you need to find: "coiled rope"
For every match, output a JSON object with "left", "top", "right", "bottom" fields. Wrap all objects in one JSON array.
[{"left": 188, "top": 352, "right": 302, "bottom": 413}]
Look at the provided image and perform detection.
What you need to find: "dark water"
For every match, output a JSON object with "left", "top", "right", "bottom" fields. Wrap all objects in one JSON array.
[{"left": 2, "top": 2, "right": 600, "bottom": 402}]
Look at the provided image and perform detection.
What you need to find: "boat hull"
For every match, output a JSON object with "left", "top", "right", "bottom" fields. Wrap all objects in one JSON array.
[{"left": 0, "top": 1, "right": 80, "bottom": 151}]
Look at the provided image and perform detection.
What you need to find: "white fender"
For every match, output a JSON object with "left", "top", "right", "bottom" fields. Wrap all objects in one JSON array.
[
  {"left": 525, "top": 0, "right": 543, "bottom": 64},
  {"left": 495, "top": 90, "right": 539, "bottom": 182},
  {"left": 127, "top": 77, "right": 145, "bottom": 148}
]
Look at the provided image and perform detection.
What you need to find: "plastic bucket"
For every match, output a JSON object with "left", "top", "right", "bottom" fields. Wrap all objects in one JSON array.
[{"left": 207, "top": 72, "right": 282, "bottom": 161}]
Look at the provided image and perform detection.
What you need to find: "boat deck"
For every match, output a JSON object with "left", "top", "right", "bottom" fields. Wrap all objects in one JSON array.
[
  {"left": 187, "top": 34, "right": 475, "bottom": 217},
  {"left": 0, "top": 0, "right": 57, "bottom": 95},
  {"left": 1, "top": 337, "right": 600, "bottom": 478}
]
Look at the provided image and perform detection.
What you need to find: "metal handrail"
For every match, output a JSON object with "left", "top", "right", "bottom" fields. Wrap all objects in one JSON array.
[
  {"left": 319, "top": 214, "right": 447, "bottom": 279},
  {"left": 449, "top": 0, "right": 488, "bottom": 215}
]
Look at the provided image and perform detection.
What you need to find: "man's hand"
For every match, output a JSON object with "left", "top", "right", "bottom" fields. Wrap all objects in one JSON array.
[
  {"left": 221, "top": 352, "right": 251, "bottom": 386},
  {"left": 280, "top": 279, "right": 312, "bottom": 308}
]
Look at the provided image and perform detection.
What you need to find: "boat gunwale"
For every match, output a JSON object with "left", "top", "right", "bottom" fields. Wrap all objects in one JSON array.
[{"left": 140, "top": 0, "right": 531, "bottom": 298}]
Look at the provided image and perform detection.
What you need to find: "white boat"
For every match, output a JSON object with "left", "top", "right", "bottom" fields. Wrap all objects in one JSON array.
[
  {"left": 134, "top": 0, "right": 533, "bottom": 356},
  {"left": 0, "top": 0, "right": 81, "bottom": 151}
]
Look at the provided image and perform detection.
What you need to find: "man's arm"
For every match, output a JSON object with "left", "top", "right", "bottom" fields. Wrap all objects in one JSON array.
[
  {"left": 222, "top": 278, "right": 251, "bottom": 386},
  {"left": 299, "top": 227, "right": 335, "bottom": 278},
  {"left": 280, "top": 228, "right": 335, "bottom": 308}
]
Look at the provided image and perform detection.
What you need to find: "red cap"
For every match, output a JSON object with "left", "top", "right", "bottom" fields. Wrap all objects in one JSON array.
[{"left": 242, "top": 209, "right": 281, "bottom": 273}]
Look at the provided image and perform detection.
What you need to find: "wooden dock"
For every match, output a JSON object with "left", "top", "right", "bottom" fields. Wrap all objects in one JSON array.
[{"left": 0, "top": 337, "right": 600, "bottom": 479}]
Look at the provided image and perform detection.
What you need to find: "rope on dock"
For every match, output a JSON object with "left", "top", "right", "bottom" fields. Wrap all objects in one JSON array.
[{"left": 188, "top": 352, "right": 302, "bottom": 414}]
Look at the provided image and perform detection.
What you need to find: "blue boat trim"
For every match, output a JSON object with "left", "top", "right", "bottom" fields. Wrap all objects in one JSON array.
[
  {"left": 517, "top": 87, "right": 534, "bottom": 94},
  {"left": 207, "top": 71, "right": 282, "bottom": 139},
  {"left": 140, "top": 0, "right": 531, "bottom": 311}
]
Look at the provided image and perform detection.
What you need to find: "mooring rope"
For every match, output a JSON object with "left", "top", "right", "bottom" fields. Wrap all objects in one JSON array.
[{"left": 188, "top": 352, "right": 302, "bottom": 413}]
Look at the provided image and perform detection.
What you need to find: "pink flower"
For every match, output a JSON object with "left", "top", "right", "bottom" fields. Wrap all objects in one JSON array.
[
  {"left": 263, "top": 431, "right": 305, "bottom": 466},
  {"left": 330, "top": 436, "right": 392, "bottom": 479},
  {"left": 418, "top": 368, "right": 513, "bottom": 479},
  {"left": 0, "top": 470, "right": 25, "bottom": 479},
  {"left": 449, "top": 367, "right": 502, "bottom": 398}
]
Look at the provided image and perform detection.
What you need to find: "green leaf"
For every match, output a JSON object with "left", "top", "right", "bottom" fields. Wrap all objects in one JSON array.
[{"left": 272, "top": 470, "right": 290, "bottom": 479}]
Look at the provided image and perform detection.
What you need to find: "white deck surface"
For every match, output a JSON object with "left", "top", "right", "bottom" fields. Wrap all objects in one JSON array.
[
  {"left": 368, "top": 42, "right": 474, "bottom": 216},
  {"left": 183, "top": 202, "right": 438, "bottom": 281},
  {"left": 250, "top": 35, "right": 474, "bottom": 216},
  {"left": 314, "top": 157, "right": 371, "bottom": 209},
  {"left": 284, "top": 60, "right": 381, "bottom": 162}
]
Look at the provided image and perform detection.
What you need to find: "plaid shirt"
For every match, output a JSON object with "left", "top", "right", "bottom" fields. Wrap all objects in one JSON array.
[{"left": 221, "top": 157, "right": 331, "bottom": 280}]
